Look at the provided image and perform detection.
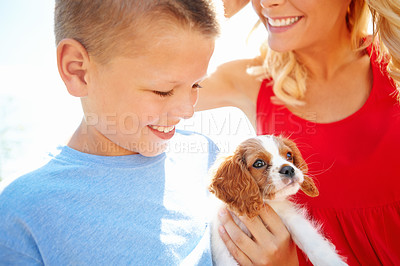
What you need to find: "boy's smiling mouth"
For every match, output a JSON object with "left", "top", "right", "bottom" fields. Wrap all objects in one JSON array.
[
  {"left": 149, "top": 125, "right": 175, "bottom": 133},
  {"left": 148, "top": 125, "right": 176, "bottom": 140}
]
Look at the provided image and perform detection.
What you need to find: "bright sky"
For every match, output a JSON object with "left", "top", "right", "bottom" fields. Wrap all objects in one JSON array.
[
  {"left": 0, "top": 1, "right": 68, "bottom": 181},
  {"left": 0, "top": 1, "right": 55, "bottom": 65},
  {"left": 0, "top": 1, "right": 258, "bottom": 182}
]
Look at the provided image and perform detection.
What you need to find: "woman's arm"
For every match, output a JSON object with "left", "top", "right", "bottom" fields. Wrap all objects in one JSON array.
[{"left": 197, "top": 58, "right": 262, "bottom": 126}]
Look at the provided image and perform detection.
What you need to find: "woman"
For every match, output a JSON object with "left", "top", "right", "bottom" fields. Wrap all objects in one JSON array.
[{"left": 199, "top": 0, "right": 400, "bottom": 264}]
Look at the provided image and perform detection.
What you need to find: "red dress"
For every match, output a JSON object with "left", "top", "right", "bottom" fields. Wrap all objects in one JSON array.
[{"left": 256, "top": 47, "right": 400, "bottom": 265}]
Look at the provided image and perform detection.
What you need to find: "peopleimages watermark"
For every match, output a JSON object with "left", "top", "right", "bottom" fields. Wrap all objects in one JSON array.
[
  {"left": 81, "top": 112, "right": 256, "bottom": 136},
  {"left": 83, "top": 113, "right": 141, "bottom": 135},
  {"left": 81, "top": 110, "right": 320, "bottom": 138},
  {"left": 180, "top": 111, "right": 255, "bottom": 136},
  {"left": 80, "top": 139, "right": 236, "bottom": 154},
  {"left": 257, "top": 111, "right": 318, "bottom": 135}
]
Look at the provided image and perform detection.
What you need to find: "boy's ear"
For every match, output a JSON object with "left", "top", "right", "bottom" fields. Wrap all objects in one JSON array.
[{"left": 57, "top": 38, "right": 90, "bottom": 97}]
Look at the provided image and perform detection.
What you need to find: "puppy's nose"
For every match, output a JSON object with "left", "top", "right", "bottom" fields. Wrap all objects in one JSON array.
[{"left": 279, "top": 165, "right": 295, "bottom": 178}]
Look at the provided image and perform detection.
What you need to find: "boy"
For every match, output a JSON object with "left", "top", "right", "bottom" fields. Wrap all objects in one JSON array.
[{"left": 0, "top": 0, "right": 220, "bottom": 264}]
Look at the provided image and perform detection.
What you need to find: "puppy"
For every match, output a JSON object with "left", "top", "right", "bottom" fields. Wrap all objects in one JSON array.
[{"left": 209, "top": 135, "right": 347, "bottom": 266}]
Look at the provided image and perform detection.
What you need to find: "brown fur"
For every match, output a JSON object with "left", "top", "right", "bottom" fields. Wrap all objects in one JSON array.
[
  {"left": 209, "top": 152, "right": 264, "bottom": 218},
  {"left": 209, "top": 136, "right": 319, "bottom": 218}
]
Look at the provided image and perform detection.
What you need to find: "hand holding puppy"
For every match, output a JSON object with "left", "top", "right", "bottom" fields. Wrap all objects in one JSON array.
[{"left": 218, "top": 204, "right": 299, "bottom": 266}]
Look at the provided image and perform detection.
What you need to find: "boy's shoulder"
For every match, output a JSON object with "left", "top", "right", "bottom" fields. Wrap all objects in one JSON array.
[
  {"left": 0, "top": 158, "right": 61, "bottom": 205},
  {"left": 0, "top": 147, "right": 87, "bottom": 213},
  {"left": 0, "top": 168, "right": 52, "bottom": 226}
]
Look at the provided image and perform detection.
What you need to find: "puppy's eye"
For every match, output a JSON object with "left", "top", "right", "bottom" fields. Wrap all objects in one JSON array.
[
  {"left": 286, "top": 152, "right": 293, "bottom": 161},
  {"left": 253, "top": 159, "right": 266, "bottom": 168}
]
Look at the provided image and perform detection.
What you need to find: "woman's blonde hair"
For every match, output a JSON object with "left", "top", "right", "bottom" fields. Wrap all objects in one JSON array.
[
  {"left": 250, "top": 0, "right": 370, "bottom": 106},
  {"left": 367, "top": 0, "right": 400, "bottom": 89}
]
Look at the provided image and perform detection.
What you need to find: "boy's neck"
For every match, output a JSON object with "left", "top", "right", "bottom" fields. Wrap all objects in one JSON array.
[{"left": 68, "top": 119, "right": 137, "bottom": 156}]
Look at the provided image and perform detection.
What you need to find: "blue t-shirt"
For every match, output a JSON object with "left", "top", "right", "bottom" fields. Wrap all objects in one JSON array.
[{"left": 0, "top": 130, "right": 218, "bottom": 265}]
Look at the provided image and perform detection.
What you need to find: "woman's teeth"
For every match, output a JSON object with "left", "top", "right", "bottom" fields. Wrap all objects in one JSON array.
[
  {"left": 268, "top": 16, "right": 300, "bottom": 27},
  {"left": 149, "top": 125, "right": 175, "bottom": 133}
]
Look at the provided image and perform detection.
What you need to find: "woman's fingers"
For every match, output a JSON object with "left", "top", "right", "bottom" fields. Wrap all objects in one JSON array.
[
  {"left": 221, "top": 0, "right": 250, "bottom": 17},
  {"left": 218, "top": 207, "right": 254, "bottom": 265},
  {"left": 259, "top": 205, "right": 289, "bottom": 235},
  {"left": 242, "top": 204, "right": 291, "bottom": 243},
  {"left": 219, "top": 205, "right": 299, "bottom": 265}
]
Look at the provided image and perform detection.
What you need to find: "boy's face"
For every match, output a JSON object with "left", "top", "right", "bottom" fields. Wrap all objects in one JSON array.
[{"left": 81, "top": 28, "right": 215, "bottom": 156}]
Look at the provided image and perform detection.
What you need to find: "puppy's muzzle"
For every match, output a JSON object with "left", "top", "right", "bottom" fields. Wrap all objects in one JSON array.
[{"left": 279, "top": 165, "right": 295, "bottom": 178}]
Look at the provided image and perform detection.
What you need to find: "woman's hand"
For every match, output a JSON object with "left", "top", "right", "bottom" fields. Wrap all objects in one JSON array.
[
  {"left": 221, "top": 0, "right": 250, "bottom": 17},
  {"left": 218, "top": 205, "right": 299, "bottom": 266}
]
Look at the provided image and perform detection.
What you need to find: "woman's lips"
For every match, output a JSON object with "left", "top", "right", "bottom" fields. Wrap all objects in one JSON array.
[
  {"left": 263, "top": 15, "right": 303, "bottom": 33},
  {"left": 268, "top": 16, "right": 302, "bottom": 27}
]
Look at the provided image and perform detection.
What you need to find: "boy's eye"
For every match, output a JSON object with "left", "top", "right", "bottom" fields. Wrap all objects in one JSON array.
[
  {"left": 153, "top": 90, "right": 174, "bottom": 97},
  {"left": 152, "top": 84, "right": 200, "bottom": 97}
]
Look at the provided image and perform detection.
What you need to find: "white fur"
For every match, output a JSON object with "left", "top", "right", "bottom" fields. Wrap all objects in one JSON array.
[
  {"left": 210, "top": 136, "right": 347, "bottom": 266},
  {"left": 270, "top": 200, "right": 347, "bottom": 266}
]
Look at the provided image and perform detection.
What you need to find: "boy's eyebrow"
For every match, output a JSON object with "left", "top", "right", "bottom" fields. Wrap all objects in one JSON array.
[{"left": 167, "top": 74, "right": 209, "bottom": 84}]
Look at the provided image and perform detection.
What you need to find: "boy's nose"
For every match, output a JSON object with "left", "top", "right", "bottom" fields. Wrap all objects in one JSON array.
[
  {"left": 178, "top": 102, "right": 195, "bottom": 120},
  {"left": 171, "top": 89, "right": 198, "bottom": 120}
]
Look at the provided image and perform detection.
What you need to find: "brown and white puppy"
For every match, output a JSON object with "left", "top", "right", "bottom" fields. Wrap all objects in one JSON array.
[{"left": 209, "top": 135, "right": 347, "bottom": 266}]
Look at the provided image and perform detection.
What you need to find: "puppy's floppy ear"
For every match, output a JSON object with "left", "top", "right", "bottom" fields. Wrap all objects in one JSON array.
[
  {"left": 209, "top": 153, "right": 263, "bottom": 218},
  {"left": 282, "top": 137, "right": 319, "bottom": 197},
  {"left": 301, "top": 176, "right": 319, "bottom": 197}
]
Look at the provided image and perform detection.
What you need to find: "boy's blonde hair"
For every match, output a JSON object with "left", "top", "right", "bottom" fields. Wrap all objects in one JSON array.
[
  {"left": 250, "top": 0, "right": 370, "bottom": 106},
  {"left": 54, "top": 0, "right": 220, "bottom": 64},
  {"left": 368, "top": 0, "right": 400, "bottom": 89}
]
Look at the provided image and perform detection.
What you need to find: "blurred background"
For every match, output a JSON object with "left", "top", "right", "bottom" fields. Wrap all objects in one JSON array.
[{"left": 0, "top": 1, "right": 266, "bottom": 184}]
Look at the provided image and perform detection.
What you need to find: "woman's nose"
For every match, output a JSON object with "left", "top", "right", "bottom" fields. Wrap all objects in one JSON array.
[{"left": 260, "top": 0, "right": 285, "bottom": 8}]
